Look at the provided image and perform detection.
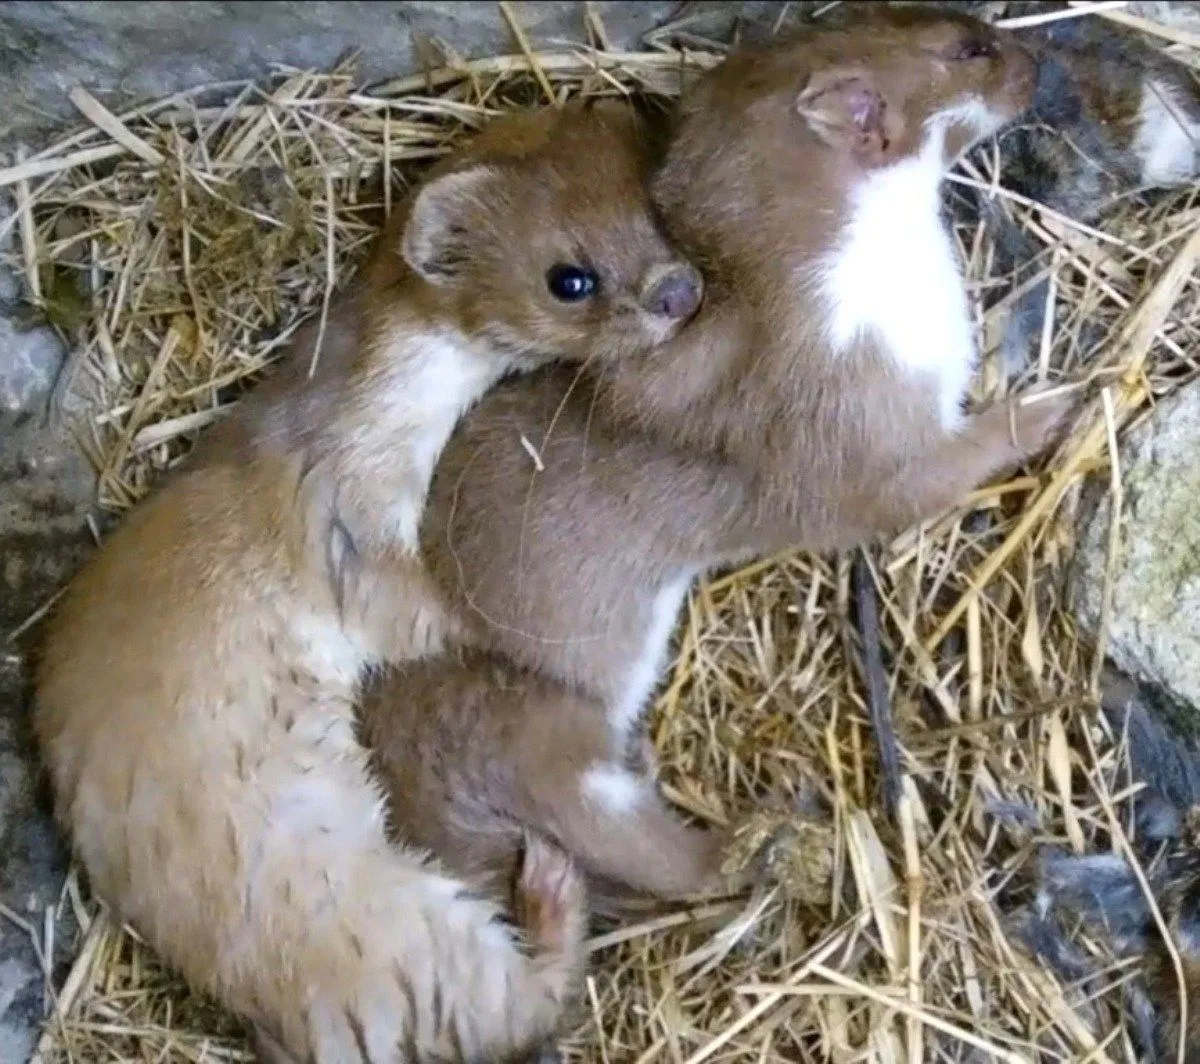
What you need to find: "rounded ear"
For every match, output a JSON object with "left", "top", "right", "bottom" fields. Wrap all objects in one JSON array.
[
  {"left": 401, "top": 165, "right": 497, "bottom": 284},
  {"left": 796, "top": 69, "right": 889, "bottom": 159}
]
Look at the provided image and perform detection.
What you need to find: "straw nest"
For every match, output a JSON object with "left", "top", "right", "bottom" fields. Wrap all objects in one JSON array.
[{"left": 5, "top": 3, "right": 1200, "bottom": 1062}]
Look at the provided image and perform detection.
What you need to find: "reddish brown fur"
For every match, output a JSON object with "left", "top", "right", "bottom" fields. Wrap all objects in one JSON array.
[
  {"left": 420, "top": 9, "right": 1058, "bottom": 693},
  {"left": 362, "top": 651, "right": 734, "bottom": 910},
  {"left": 359, "top": 100, "right": 705, "bottom": 371},
  {"left": 35, "top": 101, "right": 696, "bottom": 1064},
  {"left": 365, "top": 10, "right": 1071, "bottom": 898}
]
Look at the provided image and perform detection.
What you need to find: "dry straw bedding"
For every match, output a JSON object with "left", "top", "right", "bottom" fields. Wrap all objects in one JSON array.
[{"left": 4, "top": 3, "right": 1200, "bottom": 1061}]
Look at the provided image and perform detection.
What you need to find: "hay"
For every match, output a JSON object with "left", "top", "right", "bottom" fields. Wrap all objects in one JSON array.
[{"left": 6, "top": 3, "right": 1200, "bottom": 1062}]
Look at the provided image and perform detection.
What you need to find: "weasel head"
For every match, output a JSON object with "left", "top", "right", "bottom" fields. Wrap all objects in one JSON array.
[
  {"left": 387, "top": 101, "right": 702, "bottom": 370},
  {"left": 790, "top": 8, "right": 1035, "bottom": 170}
]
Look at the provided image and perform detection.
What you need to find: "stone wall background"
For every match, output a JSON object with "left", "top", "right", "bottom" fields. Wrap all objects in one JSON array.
[{"left": 0, "top": 1, "right": 791, "bottom": 143}]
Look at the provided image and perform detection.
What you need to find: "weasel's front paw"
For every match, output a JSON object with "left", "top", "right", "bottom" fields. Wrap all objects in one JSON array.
[{"left": 1004, "top": 387, "right": 1079, "bottom": 457}]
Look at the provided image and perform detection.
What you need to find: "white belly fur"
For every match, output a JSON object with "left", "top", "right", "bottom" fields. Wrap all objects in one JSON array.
[{"left": 608, "top": 570, "right": 696, "bottom": 738}]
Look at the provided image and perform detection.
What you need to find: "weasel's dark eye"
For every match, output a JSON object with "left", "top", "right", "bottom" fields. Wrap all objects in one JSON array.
[
  {"left": 546, "top": 264, "right": 598, "bottom": 302},
  {"left": 952, "top": 38, "right": 998, "bottom": 61}
]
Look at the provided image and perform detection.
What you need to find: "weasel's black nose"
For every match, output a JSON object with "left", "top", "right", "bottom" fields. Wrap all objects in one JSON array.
[{"left": 642, "top": 264, "right": 703, "bottom": 322}]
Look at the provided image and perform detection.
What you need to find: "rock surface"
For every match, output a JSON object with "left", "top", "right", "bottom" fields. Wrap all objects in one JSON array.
[
  {"left": 1075, "top": 382, "right": 1200, "bottom": 734},
  {"left": 0, "top": 1, "right": 786, "bottom": 144},
  {"left": 0, "top": 421, "right": 93, "bottom": 1064},
  {"left": 0, "top": 320, "right": 64, "bottom": 422},
  {"left": 0, "top": 344, "right": 93, "bottom": 1064},
  {"left": 0, "top": 195, "right": 91, "bottom": 1064}
]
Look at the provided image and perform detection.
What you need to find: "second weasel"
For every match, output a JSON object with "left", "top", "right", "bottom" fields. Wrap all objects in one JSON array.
[
  {"left": 362, "top": 8, "right": 1073, "bottom": 906},
  {"left": 34, "top": 102, "right": 702, "bottom": 1064}
]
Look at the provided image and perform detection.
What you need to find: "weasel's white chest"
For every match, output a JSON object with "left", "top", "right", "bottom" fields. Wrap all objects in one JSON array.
[{"left": 820, "top": 153, "right": 976, "bottom": 429}]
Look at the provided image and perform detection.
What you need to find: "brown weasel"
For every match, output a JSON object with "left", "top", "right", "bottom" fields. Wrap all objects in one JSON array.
[
  {"left": 33, "top": 101, "right": 702, "bottom": 1064},
  {"left": 360, "top": 8, "right": 1073, "bottom": 902}
]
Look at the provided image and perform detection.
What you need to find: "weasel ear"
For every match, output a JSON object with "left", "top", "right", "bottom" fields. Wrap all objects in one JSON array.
[
  {"left": 402, "top": 165, "right": 496, "bottom": 284},
  {"left": 795, "top": 69, "right": 888, "bottom": 159}
]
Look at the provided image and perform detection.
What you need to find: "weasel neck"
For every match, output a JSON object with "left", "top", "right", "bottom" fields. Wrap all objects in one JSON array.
[
  {"left": 596, "top": 134, "right": 975, "bottom": 482},
  {"left": 325, "top": 313, "right": 508, "bottom": 551},
  {"left": 818, "top": 140, "right": 975, "bottom": 430}
]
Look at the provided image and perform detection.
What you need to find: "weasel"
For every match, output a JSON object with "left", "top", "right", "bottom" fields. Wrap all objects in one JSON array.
[
  {"left": 361, "top": 8, "right": 1073, "bottom": 902},
  {"left": 1012, "top": 7, "right": 1200, "bottom": 221},
  {"left": 34, "top": 101, "right": 702, "bottom": 1064}
]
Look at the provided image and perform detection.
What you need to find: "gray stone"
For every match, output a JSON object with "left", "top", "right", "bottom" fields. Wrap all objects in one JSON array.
[
  {"left": 1, "top": 201, "right": 19, "bottom": 306},
  {"left": 0, "top": 412, "right": 95, "bottom": 1064},
  {"left": 0, "top": 179, "right": 86, "bottom": 1064},
  {"left": 0, "top": 319, "right": 65, "bottom": 423},
  {"left": 1074, "top": 382, "right": 1200, "bottom": 730},
  {"left": 0, "top": 957, "right": 40, "bottom": 1064},
  {"left": 0, "top": 270, "right": 16, "bottom": 306},
  {"left": 0, "top": 197, "right": 90, "bottom": 1061},
  {"left": 0, "top": 2, "right": 790, "bottom": 145}
]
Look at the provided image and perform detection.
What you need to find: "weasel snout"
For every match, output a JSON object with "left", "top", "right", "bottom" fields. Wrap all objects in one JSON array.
[{"left": 639, "top": 263, "right": 704, "bottom": 326}]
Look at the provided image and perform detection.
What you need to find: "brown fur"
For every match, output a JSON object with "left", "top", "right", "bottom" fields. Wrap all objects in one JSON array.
[
  {"left": 34, "top": 102, "right": 698, "bottom": 1064},
  {"left": 361, "top": 650, "right": 735, "bottom": 910},
  {"left": 421, "top": 9, "right": 1062, "bottom": 698},
  {"left": 363, "top": 10, "right": 1072, "bottom": 900}
]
